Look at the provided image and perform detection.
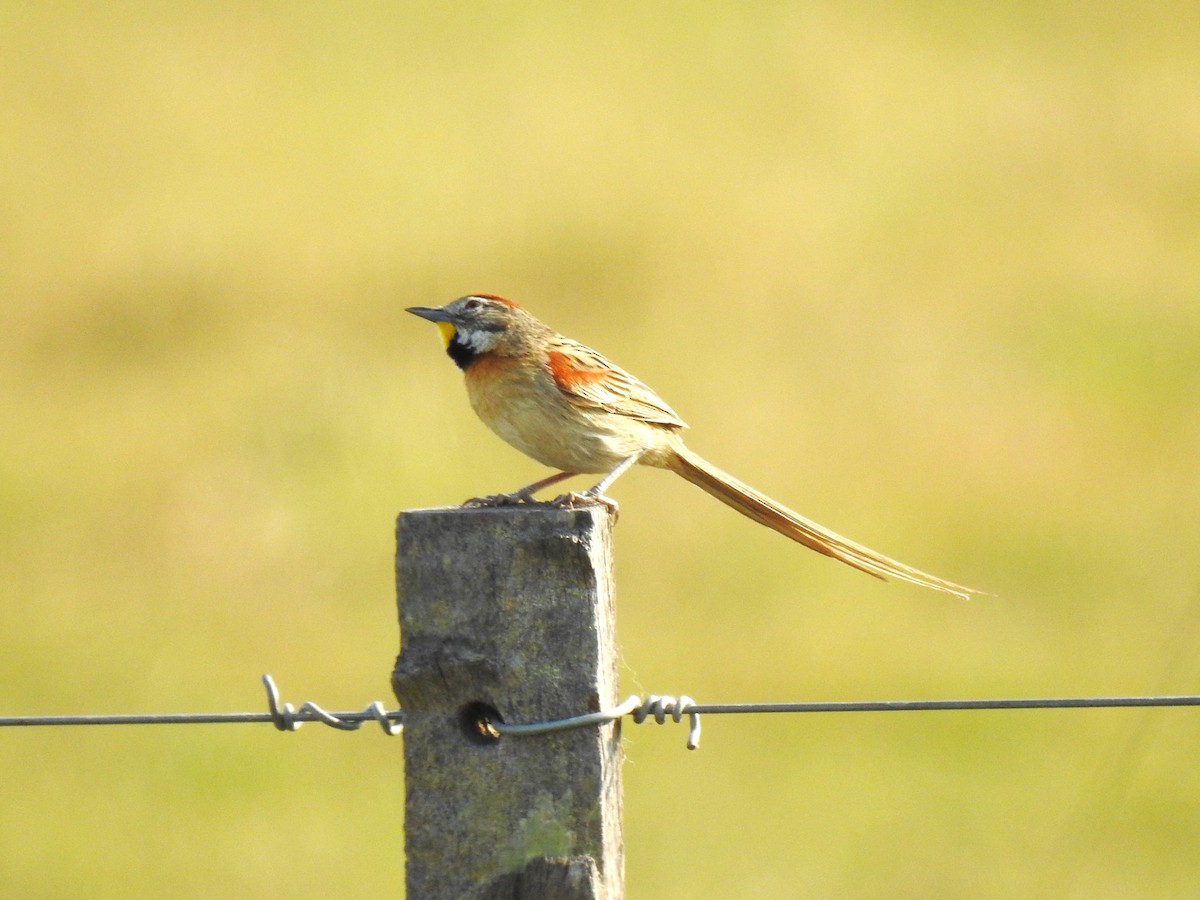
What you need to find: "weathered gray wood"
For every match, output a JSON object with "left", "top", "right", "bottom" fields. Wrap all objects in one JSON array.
[{"left": 392, "top": 506, "right": 622, "bottom": 899}]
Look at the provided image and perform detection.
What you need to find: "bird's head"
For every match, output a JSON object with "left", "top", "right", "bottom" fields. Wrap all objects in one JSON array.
[{"left": 407, "top": 294, "right": 528, "bottom": 369}]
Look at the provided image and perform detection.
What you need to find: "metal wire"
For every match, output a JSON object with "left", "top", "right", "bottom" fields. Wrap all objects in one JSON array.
[
  {"left": 0, "top": 675, "right": 403, "bottom": 735},
  {"left": 261, "top": 675, "right": 403, "bottom": 735},
  {"left": 683, "top": 696, "right": 1200, "bottom": 714},
  {"left": 489, "top": 693, "right": 1200, "bottom": 750},
  {"left": 492, "top": 694, "right": 701, "bottom": 750},
  {"left": 2, "top": 677, "right": 1198, "bottom": 751}
]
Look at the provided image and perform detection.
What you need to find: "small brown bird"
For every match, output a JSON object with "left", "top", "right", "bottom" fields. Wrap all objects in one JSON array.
[{"left": 408, "top": 294, "right": 978, "bottom": 599}]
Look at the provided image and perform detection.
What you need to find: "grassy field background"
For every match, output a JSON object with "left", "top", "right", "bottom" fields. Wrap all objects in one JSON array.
[{"left": 3, "top": 4, "right": 1199, "bottom": 896}]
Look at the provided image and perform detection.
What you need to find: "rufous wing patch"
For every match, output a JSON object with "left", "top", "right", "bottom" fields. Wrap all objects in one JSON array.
[
  {"left": 545, "top": 343, "right": 688, "bottom": 428},
  {"left": 546, "top": 349, "right": 609, "bottom": 390}
]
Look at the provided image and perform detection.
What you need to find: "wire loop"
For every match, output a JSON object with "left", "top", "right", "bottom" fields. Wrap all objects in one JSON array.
[
  {"left": 262, "top": 675, "right": 402, "bottom": 735},
  {"left": 490, "top": 694, "right": 702, "bottom": 749},
  {"left": 631, "top": 695, "right": 700, "bottom": 749}
]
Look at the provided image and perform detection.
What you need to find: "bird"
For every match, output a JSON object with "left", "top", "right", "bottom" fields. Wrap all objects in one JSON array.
[{"left": 407, "top": 294, "right": 979, "bottom": 599}]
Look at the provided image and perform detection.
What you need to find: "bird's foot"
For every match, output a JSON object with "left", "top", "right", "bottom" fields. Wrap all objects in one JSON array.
[
  {"left": 463, "top": 489, "right": 618, "bottom": 519},
  {"left": 462, "top": 491, "right": 537, "bottom": 508},
  {"left": 549, "top": 491, "right": 620, "bottom": 520}
]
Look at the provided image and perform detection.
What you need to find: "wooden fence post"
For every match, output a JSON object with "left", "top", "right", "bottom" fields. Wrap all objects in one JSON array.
[{"left": 391, "top": 506, "right": 623, "bottom": 899}]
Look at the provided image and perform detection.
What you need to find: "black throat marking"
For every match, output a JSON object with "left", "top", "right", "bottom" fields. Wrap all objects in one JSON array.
[
  {"left": 446, "top": 336, "right": 477, "bottom": 370},
  {"left": 444, "top": 320, "right": 506, "bottom": 370}
]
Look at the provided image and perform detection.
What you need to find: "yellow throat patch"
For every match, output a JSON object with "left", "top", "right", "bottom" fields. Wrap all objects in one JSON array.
[{"left": 435, "top": 321, "right": 456, "bottom": 348}]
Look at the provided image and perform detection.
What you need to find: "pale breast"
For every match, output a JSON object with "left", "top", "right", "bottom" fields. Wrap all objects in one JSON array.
[{"left": 463, "top": 354, "right": 665, "bottom": 473}]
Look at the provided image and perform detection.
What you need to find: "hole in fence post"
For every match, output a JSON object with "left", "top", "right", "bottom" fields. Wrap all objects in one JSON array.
[
  {"left": 394, "top": 506, "right": 621, "bottom": 896},
  {"left": 459, "top": 702, "right": 503, "bottom": 745}
]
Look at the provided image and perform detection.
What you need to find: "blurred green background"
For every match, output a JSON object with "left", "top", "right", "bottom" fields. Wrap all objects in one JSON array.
[{"left": 3, "top": 3, "right": 1199, "bottom": 897}]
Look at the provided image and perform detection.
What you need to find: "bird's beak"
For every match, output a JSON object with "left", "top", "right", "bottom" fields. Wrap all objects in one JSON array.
[
  {"left": 406, "top": 306, "right": 454, "bottom": 323},
  {"left": 406, "top": 306, "right": 458, "bottom": 348}
]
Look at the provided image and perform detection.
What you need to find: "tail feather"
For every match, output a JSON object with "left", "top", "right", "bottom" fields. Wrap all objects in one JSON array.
[{"left": 665, "top": 446, "right": 980, "bottom": 599}]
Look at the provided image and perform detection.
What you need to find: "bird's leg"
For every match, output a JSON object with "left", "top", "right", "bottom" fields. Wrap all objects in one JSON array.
[
  {"left": 550, "top": 453, "right": 641, "bottom": 516},
  {"left": 517, "top": 470, "right": 578, "bottom": 499},
  {"left": 463, "top": 470, "right": 576, "bottom": 508},
  {"left": 583, "top": 453, "right": 641, "bottom": 497}
]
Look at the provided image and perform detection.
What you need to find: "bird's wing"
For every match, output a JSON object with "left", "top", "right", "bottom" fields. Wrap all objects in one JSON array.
[{"left": 545, "top": 339, "right": 688, "bottom": 428}]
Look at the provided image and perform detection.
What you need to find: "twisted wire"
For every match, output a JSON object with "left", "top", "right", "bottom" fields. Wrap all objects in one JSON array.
[{"left": 4, "top": 678, "right": 1198, "bottom": 752}]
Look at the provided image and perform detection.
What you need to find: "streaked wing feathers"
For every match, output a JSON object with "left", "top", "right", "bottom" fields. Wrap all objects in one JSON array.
[{"left": 545, "top": 340, "right": 687, "bottom": 428}]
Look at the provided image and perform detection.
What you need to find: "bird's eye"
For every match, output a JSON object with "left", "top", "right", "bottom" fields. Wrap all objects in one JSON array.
[{"left": 463, "top": 298, "right": 482, "bottom": 313}]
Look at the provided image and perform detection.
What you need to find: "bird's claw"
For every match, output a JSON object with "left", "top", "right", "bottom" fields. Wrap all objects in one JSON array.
[
  {"left": 462, "top": 492, "right": 535, "bottom": 508},
  {"left": 462, "top": 490, "right": 619, "bottom": 521},
  {"left": 549, "top": 491, "right": 620, "bottom": 519}
]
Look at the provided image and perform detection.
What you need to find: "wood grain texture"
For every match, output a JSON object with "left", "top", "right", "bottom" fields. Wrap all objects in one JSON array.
[{"left": 392, "top": 505, "right": 622, "bottom": 899}]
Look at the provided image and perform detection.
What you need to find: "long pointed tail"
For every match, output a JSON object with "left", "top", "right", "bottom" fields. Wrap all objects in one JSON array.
[{"left": 665, "top": 445, "right": 980, "bottom": 599}]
